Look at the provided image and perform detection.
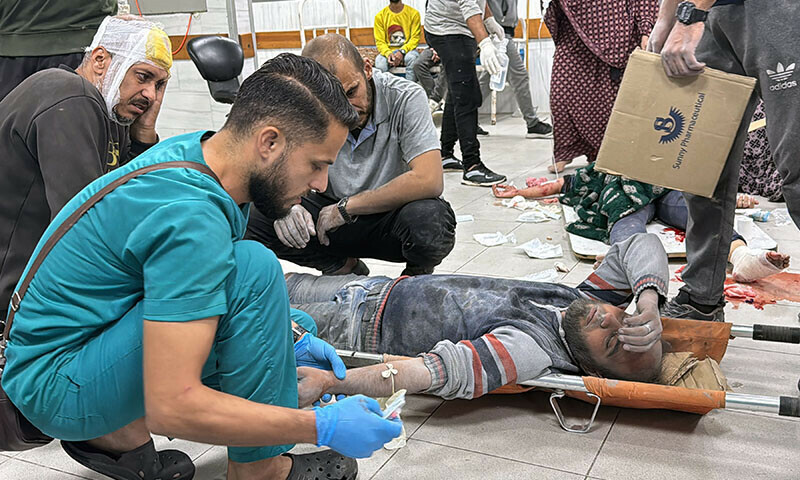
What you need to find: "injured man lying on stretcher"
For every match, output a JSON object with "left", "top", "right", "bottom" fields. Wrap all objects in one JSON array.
[{"left": 288, "top": 233, "right": 669, "bottom": 402}]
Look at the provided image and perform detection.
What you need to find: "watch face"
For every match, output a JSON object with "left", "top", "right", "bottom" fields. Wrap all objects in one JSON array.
[{"left": 676, "top": 2, "right": 693, "bottom": 22}]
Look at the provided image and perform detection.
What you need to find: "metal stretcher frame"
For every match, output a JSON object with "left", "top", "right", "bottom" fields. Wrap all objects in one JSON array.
[
  {"left": 335, "top": 318, "right": 800, "bottom": 433},
  {"left": 298, "top": 0, "right": 351, "bottom": 48}
]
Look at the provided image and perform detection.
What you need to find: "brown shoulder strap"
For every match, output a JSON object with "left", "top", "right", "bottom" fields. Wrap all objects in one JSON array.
[{"left": 2, "top": 161, "right": 219, "bottom": 341}]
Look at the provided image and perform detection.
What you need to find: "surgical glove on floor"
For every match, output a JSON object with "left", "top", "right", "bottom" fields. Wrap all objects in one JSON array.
[
  {"left": 314, "top": 395, "right": 403, "bottom": 458},
  {"left": 295, "top": 334, "right": 347, "bottom": 379},
  {"left": 478, "top": 37, "right": 501, "bottom": 76}
]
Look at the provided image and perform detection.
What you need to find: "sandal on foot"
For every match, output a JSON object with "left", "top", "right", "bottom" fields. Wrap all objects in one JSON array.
[
  {"left": 62, "top": 439, "right": 195, "bottom": 480},
  {"left": 285, "top": 449, "right": 358, "bottom": 480}
]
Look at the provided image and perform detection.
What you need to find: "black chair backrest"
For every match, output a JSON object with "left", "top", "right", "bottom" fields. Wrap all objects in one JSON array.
[{"left": 186, "top": 36, "right": 244, "bottom": 104}]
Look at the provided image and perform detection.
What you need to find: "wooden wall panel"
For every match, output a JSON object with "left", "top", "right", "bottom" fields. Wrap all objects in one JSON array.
[{"left": 170, "top": 20, "right": 550, "bottom": 60}]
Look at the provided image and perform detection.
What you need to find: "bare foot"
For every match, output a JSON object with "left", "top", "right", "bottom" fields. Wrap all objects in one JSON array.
[
  {"left": 547, "top": 160, "right": 572, "bottom": 174},
  {"left": 766, "top": 251, "right": 791, "bottom": 270},
  {"left": 736, "top": 193, "right": 759, "bottom": 209},
  {"left": 731, "top": 247, "right": 789, "bottom": 282},
  {"left": 228, "top": 455, "right": 292, "bottom": 480}
]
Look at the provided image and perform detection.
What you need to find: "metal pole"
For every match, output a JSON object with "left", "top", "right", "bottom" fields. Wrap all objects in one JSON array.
[
  {"left": 335, "top": 349, "right": 384, "bottom": 363},
  {"left": 225, "top": 0, "right": 243, "bottom": 83},
  {"left": 730, "top": 324, "right": 754, "bottom": 338},
  {"left": 246, "top": 0, "right": 259, "bottom": 69},
  {"left": 520, "top": 373, "right": 589, "bottom": 392},
  {"left": 725, "top": 393, "right": 781, "bottom": 414}
]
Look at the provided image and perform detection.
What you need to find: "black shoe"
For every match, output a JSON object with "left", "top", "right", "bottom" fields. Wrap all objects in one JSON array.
[
  {"left": 662, "top": 297, "right": 726, "bottom": 322},
  {"left": 461, "top": 165, "right": 507, "bottom": 187},
  {"left": 62, "top": 440, "right": 195, "bottom": 480},
  {"left": 401, "top": 264, "right": 434, "bottom": 276},
  {"left": 442, "top": 155, "right": 464, "bottom": 171},
  {"left": 477, "top": 125, "right": 489, "bottom": 136},
  {"left": 285, "top": 449, "right": 358, "bottom": 480},
  {"left": 526, "top": 120, "right": 553, "bottom": 139}
]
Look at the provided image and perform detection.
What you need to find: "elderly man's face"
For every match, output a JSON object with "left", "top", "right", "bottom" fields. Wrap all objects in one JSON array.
[
  {"left": 114, "top": 62, "right": 169, "bottom": 124},
  {"left": 579, "top": 302, "right": 662, "bottom": 379}
]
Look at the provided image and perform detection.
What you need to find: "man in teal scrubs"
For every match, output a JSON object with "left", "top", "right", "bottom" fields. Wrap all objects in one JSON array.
[{"left": 2, "top": 54, "right": 401, "bottom": 480}]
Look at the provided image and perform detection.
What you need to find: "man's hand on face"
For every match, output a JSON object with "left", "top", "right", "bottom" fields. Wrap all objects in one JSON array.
[
  {"left": 316, "top": 204, "right": 346, "bottom": 246},
  {"left": 660, "top": 22, "right": 706, "bottom": 77},
  {"left": 130, "top": 78, "right": 166, "bottom": 144},
  {"left": 617, "top": 289, "right": 662, "bottom": 352},
  {"left": 274, "top": 204, "right": 316, "bottom": 249}
]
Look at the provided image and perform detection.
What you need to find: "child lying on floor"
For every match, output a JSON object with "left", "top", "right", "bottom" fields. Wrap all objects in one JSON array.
[{"left": 493, "top": 166, "right": 789, "bottom": 283}]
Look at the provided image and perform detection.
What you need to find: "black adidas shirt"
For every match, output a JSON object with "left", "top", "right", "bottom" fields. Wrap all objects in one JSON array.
[{"left": 0, "top": 66, "right": 153, "bottom": 315}]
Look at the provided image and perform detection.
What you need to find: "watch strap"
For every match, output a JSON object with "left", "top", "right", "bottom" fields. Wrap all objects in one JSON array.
[
  {"left": 337, "top": 197, "right": 357, "bottom": 224},
  {"left": 293, "top": 324, "right": 309, "bottom": 343}
]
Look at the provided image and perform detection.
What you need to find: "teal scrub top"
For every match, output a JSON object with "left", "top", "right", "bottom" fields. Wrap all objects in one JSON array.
[{"left": 3, "top": 131, "right": 249, "bottom": 411}]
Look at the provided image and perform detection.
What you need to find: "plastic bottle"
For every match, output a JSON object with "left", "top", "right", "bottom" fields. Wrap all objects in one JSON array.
[{"left": 489, "top": 36, "right": 509, "bottom": 92}]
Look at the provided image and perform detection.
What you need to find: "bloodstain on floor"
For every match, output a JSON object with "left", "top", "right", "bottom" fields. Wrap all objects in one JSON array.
[
  {"left": 663, "top": 227, "right": 686, "bottom": 242},
  {"left": 724, "top": 272, "right": 800, "bottom": 309}
]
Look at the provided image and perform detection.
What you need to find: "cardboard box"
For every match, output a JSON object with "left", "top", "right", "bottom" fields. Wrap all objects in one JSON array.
[{"left": 595, "top": 49, "right": 757, "bottom": 198}]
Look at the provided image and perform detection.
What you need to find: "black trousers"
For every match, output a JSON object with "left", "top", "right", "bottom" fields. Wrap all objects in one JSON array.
[
  {"left": 0, "top": 53, "right": 84, "bottom": 102},
  {"left": 246, "top": 192, "right": 457, "bottom": 274},
  {"left": 425, "top": 32, "right": 483, "bottom": 170}
]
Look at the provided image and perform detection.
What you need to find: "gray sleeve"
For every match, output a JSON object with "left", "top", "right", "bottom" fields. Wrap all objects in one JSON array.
[
  {"left": 457, "top": 0, "right": 483, "bottom": 20},
  {"left": 577, "top": 232, "right": 669, "bottom": 307},
  {"left": 397, "top": 85, "right": 441, "bottom": 163},
  {"left": 422, "top": 326, "right": 552, "bottom": 400}
]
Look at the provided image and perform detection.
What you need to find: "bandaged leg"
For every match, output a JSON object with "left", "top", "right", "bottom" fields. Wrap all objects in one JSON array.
[{"left": 730, "top": 246, "right": 789, "bottom": 282}]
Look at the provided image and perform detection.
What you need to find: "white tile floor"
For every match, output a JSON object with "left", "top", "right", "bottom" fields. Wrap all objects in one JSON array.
[{"left": 3, "top": 114, "right": 799, "bottom": 479}]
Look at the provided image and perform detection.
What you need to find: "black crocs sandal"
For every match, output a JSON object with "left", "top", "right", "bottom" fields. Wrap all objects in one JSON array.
[
  {"left": 285, "top": 449, "right": 358, "bottom": 480},
  {"left": 62, "top": 439, "right": 195, "bottom": 480}
]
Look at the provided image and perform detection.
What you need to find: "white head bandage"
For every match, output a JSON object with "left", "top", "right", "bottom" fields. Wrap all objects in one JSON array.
[{"left": 87, "top": 16, "right": 172, "bottom": 124}]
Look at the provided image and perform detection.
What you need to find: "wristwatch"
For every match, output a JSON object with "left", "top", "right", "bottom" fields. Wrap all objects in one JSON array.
[
  {"left": 675, "top": 1, "right": 708, "bottom": 25},
  {"left": 292, "top": 323, "right": 309, "bottom": 343},
  {"left": 336, "top": 197, "right": 357, "bottom": 224}
]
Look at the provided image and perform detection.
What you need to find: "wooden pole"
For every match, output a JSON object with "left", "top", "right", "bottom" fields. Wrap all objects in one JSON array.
[{"left": 525, "top": 0, "right": 530, "bottom": 71}]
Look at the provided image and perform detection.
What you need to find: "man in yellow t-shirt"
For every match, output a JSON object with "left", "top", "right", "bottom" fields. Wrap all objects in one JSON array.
[{"left": 373, "top": 0, "right": 421, "bottom": 81}]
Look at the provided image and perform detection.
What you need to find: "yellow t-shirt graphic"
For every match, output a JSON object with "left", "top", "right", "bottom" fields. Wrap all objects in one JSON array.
[{"left": 374, "top": 5, "right": 421, "bottom": 57}]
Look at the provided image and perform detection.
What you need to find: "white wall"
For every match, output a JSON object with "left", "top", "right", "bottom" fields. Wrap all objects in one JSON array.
[{"left": 151, "top": 0, "right": 554, "bottom": 138}]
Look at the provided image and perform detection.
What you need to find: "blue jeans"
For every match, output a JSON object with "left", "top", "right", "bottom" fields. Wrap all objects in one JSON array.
[
  {"left": 21, "top": 241, "right": 313, "bottom": 463},
  {"left": 374, "top": 50, "right": 420, "bottom": 82},
  {"left": 609, "top": 190, "right": 744, "bottom": 246}
]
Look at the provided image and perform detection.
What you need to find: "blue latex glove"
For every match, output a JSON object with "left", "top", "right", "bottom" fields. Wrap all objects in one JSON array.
[
  {"left": 294, "top": 334, "right": 347, "bottom": 380},
  {"left": 313, "top": 393, "right": 347, "bottom": 407},
  {"left": 314, "top": 395, "right": 403, "bottom": 458}
]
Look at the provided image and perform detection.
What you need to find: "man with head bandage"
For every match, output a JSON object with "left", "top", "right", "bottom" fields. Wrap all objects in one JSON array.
[{"left": 0, "top": 15, "right": 171, "bottom": 325}]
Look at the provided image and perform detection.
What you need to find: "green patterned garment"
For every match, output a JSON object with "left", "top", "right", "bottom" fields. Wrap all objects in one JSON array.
[{"left": 559, "top": 164, "right": 667, "bottom": 243}]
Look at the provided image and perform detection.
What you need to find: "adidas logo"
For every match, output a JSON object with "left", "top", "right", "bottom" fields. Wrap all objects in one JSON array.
[
  {"left": 767, "top": 62, "right": 795, "bottom": 82},
  {"left": 767, "top": 62, "right": 797, "bottom": 91}
]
